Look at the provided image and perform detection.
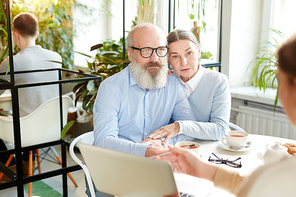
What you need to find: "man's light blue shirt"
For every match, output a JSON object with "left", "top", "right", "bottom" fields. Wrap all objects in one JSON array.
[{"left": 93, "top": 65, "right": 197, "bottom": 156}]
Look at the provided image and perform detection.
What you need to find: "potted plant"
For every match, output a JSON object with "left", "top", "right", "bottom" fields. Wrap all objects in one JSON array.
[
  {"left": 249, "top": 28, "right": 288, "bottom": 107},
  {"left": 72, "top": 38, "right": 130, "bottom": 114}
]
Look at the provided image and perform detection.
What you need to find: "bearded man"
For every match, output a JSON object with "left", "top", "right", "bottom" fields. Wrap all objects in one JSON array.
[{"left": 93, "top": 23, "right": 197, "bottom": 158}]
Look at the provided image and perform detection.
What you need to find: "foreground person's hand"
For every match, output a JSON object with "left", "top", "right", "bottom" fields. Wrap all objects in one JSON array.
[
  {"left": 142, "top": 138, "right": 167, "bottom": 157},
  {"left": 145, "top": 146, "right": 169, "bottom": 157},
  {"left": 147, "top": 122, "right": 180, "bottom": 145},
  {"left": 155, "top": 145, "right": 218, "bottom": 182}
]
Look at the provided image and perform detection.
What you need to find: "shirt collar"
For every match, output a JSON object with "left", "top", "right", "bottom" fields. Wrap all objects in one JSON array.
[
  {"left": 179, "top": 65, "right": 205, "bottom": 96},
  {"left": 128, "top": 65, "right": 138, "bottom": 87}
]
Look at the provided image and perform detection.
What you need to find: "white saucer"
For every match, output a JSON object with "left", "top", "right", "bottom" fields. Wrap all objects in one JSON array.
[{"left": 218, "top": 141, "right": 252, "bottom": 152}]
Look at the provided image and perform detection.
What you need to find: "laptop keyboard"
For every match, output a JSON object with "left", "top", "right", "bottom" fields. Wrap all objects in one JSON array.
[{"left": 179, "top": 192, "right": 195, "bottom": 197}]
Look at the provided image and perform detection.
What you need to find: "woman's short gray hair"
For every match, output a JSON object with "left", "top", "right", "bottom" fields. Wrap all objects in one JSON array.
[{"left": 166, "top": 29, "right": 200, "bottom": 48}]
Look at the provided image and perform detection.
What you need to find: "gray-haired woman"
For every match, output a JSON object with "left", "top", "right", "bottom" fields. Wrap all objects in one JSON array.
[{"left": 148, "top": 29, "right": 231, "bottom": 144}]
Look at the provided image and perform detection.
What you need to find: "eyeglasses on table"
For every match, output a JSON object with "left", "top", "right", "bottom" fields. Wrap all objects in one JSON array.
[{"left": 208, "top": 153, "right": 242, "bottom": 168}]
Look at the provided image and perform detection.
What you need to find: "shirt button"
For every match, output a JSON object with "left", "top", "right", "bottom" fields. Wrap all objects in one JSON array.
[{"left": 145, "top": 114, "right": 148, "bottom": 116}]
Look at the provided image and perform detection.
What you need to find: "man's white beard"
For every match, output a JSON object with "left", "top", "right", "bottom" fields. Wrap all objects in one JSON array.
[{"left": 130, "top": 60, "right": 168, "bottom": 90}]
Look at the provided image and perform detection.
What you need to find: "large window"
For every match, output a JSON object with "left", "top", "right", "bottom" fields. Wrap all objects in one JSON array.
[
  {"left": 271, "top": 0, "right": 296, "bottom": 44},
  {"left": 173, "top": 0, "right": 221, "bottom": 64},
  {"left": 109, "top": 0, "right": 222, "bottom": 66},
  {"left": 73, "top": 0, "right": 222, "bottom": 69},
  {"left": 222, "top": 0, "right": 296, "bottom": 89},
  {"left": 110, "top": 1, "right": 170, "bottom": 39}
]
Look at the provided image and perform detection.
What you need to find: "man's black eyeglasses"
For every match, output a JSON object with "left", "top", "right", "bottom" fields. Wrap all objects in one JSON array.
[
  {"left": 131, "top": 46, "right": 169, "bottom": 58},
  {"left": 208, "top": 153, "right": 242, "bottom": 168}
]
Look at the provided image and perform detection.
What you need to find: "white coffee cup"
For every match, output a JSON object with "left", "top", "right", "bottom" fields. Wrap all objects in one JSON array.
[
  {"left": 175, "top": 141, "right": 200, "bottom": 154},
  {"left": 221, "top": 130, "right": 248, "bottom": 149}
]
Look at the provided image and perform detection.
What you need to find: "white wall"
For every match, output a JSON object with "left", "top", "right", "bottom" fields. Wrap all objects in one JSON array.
[{"left": 73, "top": 0, "right": 110, "bottom": 67}]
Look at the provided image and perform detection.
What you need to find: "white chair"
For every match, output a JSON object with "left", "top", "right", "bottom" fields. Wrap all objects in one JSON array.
[
  {"left": 69, "top": 131, "right": 96, "bottom": 197},
  {"left": 64, "top": 91, "right": 92, "bottom": 123},
  {"left": 0, "top": 96, "right": 77, "bottom": 196},
  {"left": 229, "top": 122, "right": 245, "bottom": 132}
]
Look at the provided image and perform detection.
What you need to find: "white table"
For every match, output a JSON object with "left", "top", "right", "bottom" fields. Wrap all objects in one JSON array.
[{"left": 174, "top": 134, "right": 296, "bottom": 197}]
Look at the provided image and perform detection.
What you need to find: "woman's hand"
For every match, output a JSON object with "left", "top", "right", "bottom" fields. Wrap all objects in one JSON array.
[
  {"left": 141, "top": 138, "right": 163, "bottom": 147},
  {"left": 147, "top": 122, "right": 180, "bottom": 145},
  {"left": 155, "top": 145, "right": 218, "bottom": 182},
  {"left": 141, "top": 138, "right": 166, "bottom": 157}
]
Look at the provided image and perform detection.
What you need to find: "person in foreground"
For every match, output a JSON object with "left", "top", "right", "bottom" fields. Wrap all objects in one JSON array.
[
  {"left": 156, "top": 34, "right": 296, "bottom": 196},
  {"left": 91, "top": 23, "right": 198, "bottom": 197},
  {"left": 0, "top": 12, "right": 61, "bottom": 117},
  {"left": 147, "top": 29, "right": 231, "bottom": 144}
]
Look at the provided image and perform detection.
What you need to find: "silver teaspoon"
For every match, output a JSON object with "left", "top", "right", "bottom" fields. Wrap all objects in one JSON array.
[{"left": 230, "top": 142, "right": 252, "bottom": 150}]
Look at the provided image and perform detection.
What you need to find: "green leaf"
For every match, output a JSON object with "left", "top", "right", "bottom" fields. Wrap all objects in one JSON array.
[
  {"left": 108, "top": 64, "right": 120, "bottom": 69},
  {"left": 274, "top": 86, "right": 279, "bottom": 112},
  {"left": 82, "top": 98, "right": 88, "bottom": 111},
  {"left": 0, "top": 26, "right": 8, "bottom": 37},
  {"left": 0, "top": 43, "right": 9, "bottom": 62},
  {"left": 80, "top": 88, "right": 89, "bottom": 99},
  {"left": 75, "top": 51, "right": 93, "bottom": 58},
  {"left": 87, "top": 81, "right": 95, "bottom": 91},
  {"left": 73, "top": 81, "right": 87, "bottom": 93},
  {"left": 101, "top": 51, "right": 119, "bottom": 56},
  {"left": 87, "top": 100, "right": 95, "bottom": 113},
  {"left": 89, "top": 89, "right": 98, "bottom": 95},
  {"left": 61, "top": 120, "right": 76, "bottom": 139}
]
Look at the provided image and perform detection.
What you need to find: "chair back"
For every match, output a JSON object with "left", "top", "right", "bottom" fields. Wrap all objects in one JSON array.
[
  {"left": 0, "top": 96, "right": 73, "bottom": 147},
  {"left": 69, "top": 131, "right": 95, "bottom": 197},
  {"left": 229, "top": 122, "right": 245, "bottom": 132}
]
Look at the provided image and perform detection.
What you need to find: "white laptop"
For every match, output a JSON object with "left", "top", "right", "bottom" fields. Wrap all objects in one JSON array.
[{"left": 78, "top": 143, "right": 213, "bottom": 197}]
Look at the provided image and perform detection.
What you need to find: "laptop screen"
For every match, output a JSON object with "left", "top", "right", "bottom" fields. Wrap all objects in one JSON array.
[{"left": 79, "top": 143, "right": 178, "bottom": 197}]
